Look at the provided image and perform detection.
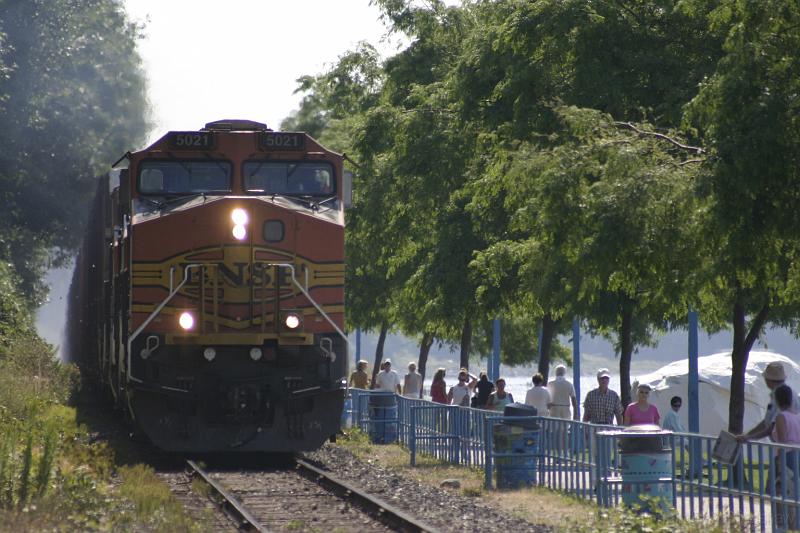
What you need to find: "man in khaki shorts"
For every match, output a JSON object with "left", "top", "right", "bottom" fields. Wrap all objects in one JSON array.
[{"left": 548, "top": 364, "right": 578, "bottom": 420}]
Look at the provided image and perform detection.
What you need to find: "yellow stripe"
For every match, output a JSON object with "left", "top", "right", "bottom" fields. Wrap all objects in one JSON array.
[{"left": 164, "top": 333, "right": 313, "bottom": 346}]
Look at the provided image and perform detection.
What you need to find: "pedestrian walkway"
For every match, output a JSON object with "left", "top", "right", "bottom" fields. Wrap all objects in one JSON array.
[{"left": 345, "top": 389, "right": 800, "bottom": 532}]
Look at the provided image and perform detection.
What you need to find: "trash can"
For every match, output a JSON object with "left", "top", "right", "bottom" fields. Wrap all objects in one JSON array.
[
  {"left": 493, "top": 404, "right": 539, "bottom": 489},
  {"left": 503, "top": 403, "right": 539, "bottom": 429},
  {"left": 617, "top": 424, "right": 673, "bottom": 511},
  {"left": 368, "top": 392, "right": 398, "bottom": 444},
  {"left": 341, "top": 395, "right": 352, "bottom": 429}
]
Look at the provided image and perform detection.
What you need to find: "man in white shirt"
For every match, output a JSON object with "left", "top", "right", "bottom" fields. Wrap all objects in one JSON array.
[
  {"left": 525, "top": 373, "right": 551, "bottom": 416},
  {"left": 548, "top": 364, "right": 579, "bottom": 420},
  {"left": 375, "top": 359, "right": 401, "bottom": 394}
]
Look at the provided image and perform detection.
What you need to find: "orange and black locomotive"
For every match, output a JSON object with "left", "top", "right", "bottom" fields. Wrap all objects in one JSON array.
[{"left": 71, "top": 120, "right": 348, "bottom": 452}]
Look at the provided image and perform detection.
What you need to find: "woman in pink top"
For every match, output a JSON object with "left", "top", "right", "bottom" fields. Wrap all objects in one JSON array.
[
  {"left": 773, "top": 385, "right": 800, "bottom": 531},
  {"left": 623, "top": 384, "right": 660, "bottom": 426}
]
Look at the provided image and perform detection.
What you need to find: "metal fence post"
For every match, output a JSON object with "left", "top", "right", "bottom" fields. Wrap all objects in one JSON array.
[
  {"left": 485, "top": 421, "right": 494, "bottom": 490},
  {"left": 453, "top": 406, "right": 462, "bottom": 465},
  {"left": 410, "top": 407, "right": 417, "bottom": 466},
  {"left": 491, "top": 318, "right": 501, "bottom": 382}
]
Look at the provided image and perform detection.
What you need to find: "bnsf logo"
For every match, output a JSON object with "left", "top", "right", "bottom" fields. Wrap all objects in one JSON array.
[{"left": 182, "top": 261, "right": 294, "bottom": 289}]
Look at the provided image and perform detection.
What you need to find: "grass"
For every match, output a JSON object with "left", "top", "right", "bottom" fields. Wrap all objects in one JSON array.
[{"left": 117, "top": 464, "right": 199, "bottom": 532}]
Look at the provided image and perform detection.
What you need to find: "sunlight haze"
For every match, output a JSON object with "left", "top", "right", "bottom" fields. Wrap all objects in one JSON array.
[{"left": 124, "top": 0, "right": 403, "bottom": 144}]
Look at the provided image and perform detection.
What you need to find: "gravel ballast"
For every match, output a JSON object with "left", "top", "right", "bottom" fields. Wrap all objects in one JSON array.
[{"left": 303, "top": 443, "right": 553, "bottom": 533}]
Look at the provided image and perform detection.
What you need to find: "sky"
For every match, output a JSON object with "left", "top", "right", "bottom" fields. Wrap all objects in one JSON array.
[{"left": 123, "top": 0, "right": 405, "bottom": 145}]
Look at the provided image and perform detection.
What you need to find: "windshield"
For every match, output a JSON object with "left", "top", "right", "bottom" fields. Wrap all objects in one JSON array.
[
  {"left": 243, "top": 161, "right": 334, "bottom": 196},
  {"left": 138, "top": 160, "right": 231, "bottom": 194}
]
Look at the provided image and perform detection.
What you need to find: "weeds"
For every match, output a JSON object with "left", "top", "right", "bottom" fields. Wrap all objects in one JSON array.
[
  {"left": 0, "top": 329, "right": 200, "bottom": 531},
  {"left": 16, "top": 434, "right": 32, "bottom": 509},
  {"left": 563, "top": 503, "right": 749, "bottom": 533},
  {"left": 35, "top": 426, "right": 57, "bottom": 497},
  {"left": 190, "top": 476, "right": 212, "bottom": 498},
  {"left": 286, "top": 518, "right": 306, "bottom": 530},
  {"left": 461, "top": 486, "right": 482, "bottom": 497}
]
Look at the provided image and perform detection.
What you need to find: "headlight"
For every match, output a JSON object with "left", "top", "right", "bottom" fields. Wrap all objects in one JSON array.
[
  {"left": 203, "top": 347, "right": 216, "bottom": 361},
  {"left": 284, "top": 313, "right": 301, "bottom": 329},
  {"left": 231, "top": 208, "right": 249, "bottom": 225},
  {"left": 232, "top": 224, "right": 247, "bottom": 240},
  {"left": 178, "top": 311, "right": 195, "bottom": 330}
]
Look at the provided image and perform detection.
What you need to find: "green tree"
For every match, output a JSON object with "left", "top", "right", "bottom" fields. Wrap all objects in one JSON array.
[
  {"left": 350, "top": 0, "right": 488, "bottom": 370},
  {"left": 685, "top": 0, "right": 800, "bottom": 433},
  {"left": 476, "top": 107, "right": 702, "bottom": 405},
  {"left": 569, "top": 110, "right": 702, "bottom": 407},
  {"left": 0, "top": 0, "right": 150, "bottom": 307},
  {"left": 453, "top": 0, "right": 720, "bottom": 387}
]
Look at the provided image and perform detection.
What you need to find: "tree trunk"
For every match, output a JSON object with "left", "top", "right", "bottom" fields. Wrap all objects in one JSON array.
[
  {"left": 417, "top": 332, "right": 434, "bottom": 399},
  {"left": 459, "top": 316, "right": 472, "bottom": 370},
  {"left": 619, "top": 305, "right": 634, "bottom": 409},
  {"left": 371, "top": 321, "right": 389, "bottom": 387},
  {"left": 728, "top": 299, "right": 770, "bottom": 433},
  {"left": 537, "top": 314, "right": 557, "bottom": 381}
]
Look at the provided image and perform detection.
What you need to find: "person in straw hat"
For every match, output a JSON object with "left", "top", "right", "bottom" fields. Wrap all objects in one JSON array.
[
  {"left": 349, "top": 360, "right": 370, "bottom": 389},
  {"left": 737, "top": 361, "right": 798, "bottom": 442}
]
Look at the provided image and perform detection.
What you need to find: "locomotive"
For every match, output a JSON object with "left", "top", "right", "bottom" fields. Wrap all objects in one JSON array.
[{"left": 69, "top": 119, "right": 349, "bottom": 452}]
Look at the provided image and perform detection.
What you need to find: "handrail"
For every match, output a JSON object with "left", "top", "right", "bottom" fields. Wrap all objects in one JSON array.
[
  {"left": 264, "top": 262, "right": 348, "bottom": 345},
  {"left": 127, "top": 263, "right": 203, "bottom": 384}
]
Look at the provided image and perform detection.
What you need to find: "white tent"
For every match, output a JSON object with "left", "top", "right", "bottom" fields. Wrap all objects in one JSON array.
[{"left": 635, "top": 351, "right": 800, "bottom": 437}]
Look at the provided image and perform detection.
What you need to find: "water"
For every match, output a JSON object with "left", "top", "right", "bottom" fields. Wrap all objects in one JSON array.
[{"left": 419, "top": 375, "right": 621, "bottom": 407}]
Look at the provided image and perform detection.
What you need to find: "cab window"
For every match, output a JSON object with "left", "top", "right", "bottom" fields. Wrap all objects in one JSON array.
[
  {"left": 138, "top": 160, "right": 231, "bottom": 194},
  {"left": 243, "top": 161, "right": 334, "bottom": 196}
]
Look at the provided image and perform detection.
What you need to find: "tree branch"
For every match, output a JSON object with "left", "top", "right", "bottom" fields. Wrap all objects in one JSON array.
[
  {"left": 614, "top": 122, "right": 705, "bottom": 154},
  {"left": 743, "top": 302, "right": 771, "bottom": 353}
]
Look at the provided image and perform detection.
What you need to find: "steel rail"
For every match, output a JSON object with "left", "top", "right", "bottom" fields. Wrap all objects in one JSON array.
[
  {"left": 294, "top": 458, "right": 442, "bottom": 533},
  {"left": 186, "top": 460, "right": 270, "bottom": 533}
]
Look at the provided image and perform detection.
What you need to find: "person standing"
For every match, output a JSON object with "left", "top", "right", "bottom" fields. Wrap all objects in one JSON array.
[
  {"left": 374, "top": 359, "right": 401, "bottom": 394},
  {"left": 623, "top": 384, "right": 660, "bottom": 426},
  {"left": 430, "top": 368, "right": 448, "bottom": 404},
  {"left": 772, "top": 384, "right": 800, "bottom": 531},
  {"left": 403, "top": 362, "right": 423, "bottom": 398},
  {"left": 487, "top": 378, "right": 514, "bottom": 412},
  {"left": 661, "top": 396, "right": 686, "bottom": 433},
  {"left": 525, "top": 373, "right": 551, "bottom": 416},
  {"left": 548, "top": 364, "right": 579, "bottom": 420},
  {"left": 583, "top": 368, "right": 623, "bottom": 425},
  {"left": 349, "top": 360, "right": 370, "bottom": 389},
  {"left": 737, "top": 361, "right": 798, "bottom": 443},
  {"left": 473, "top": 372, "right": 494, "bottom": 409},
  {"left": 447, "top": 369, "right": 476, "bottom": 407}
]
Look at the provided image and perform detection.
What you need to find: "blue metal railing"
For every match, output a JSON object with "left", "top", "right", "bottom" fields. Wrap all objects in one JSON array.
[{"left": 344, "top": 389, "right": 800, "bottom": 531}]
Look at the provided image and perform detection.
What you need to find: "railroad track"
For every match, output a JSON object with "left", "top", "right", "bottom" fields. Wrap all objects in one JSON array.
[{"left": 186, "top": 458, "right": 442, "bottom": 533}]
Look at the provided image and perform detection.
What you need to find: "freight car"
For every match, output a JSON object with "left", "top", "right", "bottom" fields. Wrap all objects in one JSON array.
[{"left": 69, "top": 120, "right": 349, "bottom": 452}]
